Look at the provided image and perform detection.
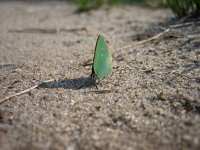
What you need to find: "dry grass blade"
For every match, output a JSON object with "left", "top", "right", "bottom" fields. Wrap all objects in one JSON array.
[
  {"left": 8, "top": 27, "right": 87, "bottom": 34},
  {"left": 169, "top": 20, "right": 200, "bottom": 28},
  {"left": 0, "top": 79, "right": 55, "bottom": 105},
  {"left": 120, "top": 28, "right": 170, "bottom": 50}
]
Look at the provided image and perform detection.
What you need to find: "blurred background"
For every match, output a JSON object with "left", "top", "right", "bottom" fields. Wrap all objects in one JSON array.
[
  {"left": 1, "top": 0, "right": 200, "bottom": 17},
  {"left": 74, "top": 0, "right": 200, "bottom": 17}
]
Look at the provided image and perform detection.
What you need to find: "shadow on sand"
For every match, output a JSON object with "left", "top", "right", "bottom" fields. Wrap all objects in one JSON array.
[{"left": 39, "top": 76, "right": 96, "bottom": 90}]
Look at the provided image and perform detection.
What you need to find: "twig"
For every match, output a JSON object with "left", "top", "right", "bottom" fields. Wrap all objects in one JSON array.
[
  {"left": 82, "top": 59, "right": 93, "bottom": 67},
  {"left": 138, "top": 28, "right": 170, "bottom": 44},
  {"left": 169, "top": 20, "right": 200, "bottom": 28},
  {"left": 119, "top": 28, "right": 170, "bottom": 50},
  {"left": 119, "top": 20, "right": 200, "bottom": 51},
  {"left": 8, "top": 27, "right": 87, "bottom": 34},
  {"left": 59, "top": 27, "right": 87, "bottom": 32},
  {"left": 88, "top": 89, "right": 112, "bottom": 94},
  {"left": 117, "top": 19, "right": 200, "bottom": 51},
  {"left": 187, "top": 34, "right": 200, "bottom": 39},
  {"left": 0, "top": 79, "right": 55, "bottom": 105},
  {"left": 8, "top": 28, "right": 57, "bottom": 34},
  {"left": 0, "top": 63, "right": 16, "bottom": 68}
]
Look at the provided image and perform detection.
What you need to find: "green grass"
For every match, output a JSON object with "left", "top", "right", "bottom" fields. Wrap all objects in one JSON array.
[
  {"left": 75, "top": 0, "right": 147, "bottom": 11},
  {"left": 75, "top": 0, "right": 200, "bottom": 17},
  {"left": 167, "top": 0, "right": 200, "bottom": 16},
  {"left": 75, "top": 0, "right": 103, "bottom": 11}
]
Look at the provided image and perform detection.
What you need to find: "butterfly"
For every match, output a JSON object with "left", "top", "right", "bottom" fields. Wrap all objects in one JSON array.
[{"left": 91, "top": 35, "right": 112, "bottom": 81}]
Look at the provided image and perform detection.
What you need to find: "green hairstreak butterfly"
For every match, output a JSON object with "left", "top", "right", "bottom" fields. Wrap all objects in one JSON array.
[{"left": 91, "top": 35, "right": 112, "bottom": 80}]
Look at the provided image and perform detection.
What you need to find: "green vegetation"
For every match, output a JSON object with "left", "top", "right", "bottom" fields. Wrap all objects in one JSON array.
[
  {"left": 75, "top": 0, "right": 166, "bottom": 11},
  {"left": 75, "top": 0, "right": 200, "bottom": 17},
  {"left": 167, "top": 0, "right": 200, "bottom": 16},
  {"left": 75, "top": 0, "right": 103, "bottom": 11}
]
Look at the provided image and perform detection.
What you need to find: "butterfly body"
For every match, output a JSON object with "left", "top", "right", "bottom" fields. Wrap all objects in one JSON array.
[{"left": 91, "top": 35, "right": 112, "bottom": 80}]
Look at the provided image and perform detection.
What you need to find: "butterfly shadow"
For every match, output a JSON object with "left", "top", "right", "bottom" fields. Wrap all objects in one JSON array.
[{"left": 39, "top": 76, "right": 96, "bottom": 90}]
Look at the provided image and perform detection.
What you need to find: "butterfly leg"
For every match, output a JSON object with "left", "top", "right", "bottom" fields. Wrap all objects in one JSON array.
[{"left": 95, "top": 78, "right": 103, "bottom": 89}]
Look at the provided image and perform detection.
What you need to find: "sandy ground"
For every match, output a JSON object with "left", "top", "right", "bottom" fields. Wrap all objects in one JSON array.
[{"left": 0, "top": 1, "right": 200, "bottom": 150}]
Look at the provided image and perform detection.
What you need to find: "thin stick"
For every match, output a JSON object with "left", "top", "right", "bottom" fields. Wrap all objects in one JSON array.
[
  {"left": 169, "top": 20, "right": 200, "bottom": 28},
  {"left": 119, "top": 28, "right": 170, "bottom": 50},
  {"left": 187, "top": 34, "right": 200, "bottom": 39},
  {"left": 8, "top": 28, "right": 57, "bottom": 34},
  {"left": 118, "top": 20, "right": 200, "bottom": 51},
  {"left": 0, "top": 79, "right": 55, "bottom": 105},
  {"left": 8, "top": 27, "right": 87, "bottom": 34}
]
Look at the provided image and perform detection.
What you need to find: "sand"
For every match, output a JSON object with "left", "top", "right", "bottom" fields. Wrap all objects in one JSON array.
[{"left": 0, "top": 1, "right": 200, "bottom": 150}]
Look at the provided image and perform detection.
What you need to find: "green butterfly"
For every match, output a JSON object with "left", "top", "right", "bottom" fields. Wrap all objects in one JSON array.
[{"left": 91, "top": 35, "right": 112, "bottom": 80}]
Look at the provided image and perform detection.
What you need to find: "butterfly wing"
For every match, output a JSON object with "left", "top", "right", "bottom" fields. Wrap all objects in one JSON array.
[{"left": 92, "top": 35, "right": 112, "bottom": 80}]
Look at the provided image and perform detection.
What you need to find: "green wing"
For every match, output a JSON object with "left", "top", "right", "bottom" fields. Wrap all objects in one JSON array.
[{"left": 92, "top": 35, "right": 112, "bottom": 80}]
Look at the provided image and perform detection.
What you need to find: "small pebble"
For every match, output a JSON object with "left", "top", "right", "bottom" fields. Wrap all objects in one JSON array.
[
  {"left": 11, "top": 68, "right": 22, "bottom": 73},
  {"left": 67, "top": 143, "right": 79, "bottom": 150}
]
